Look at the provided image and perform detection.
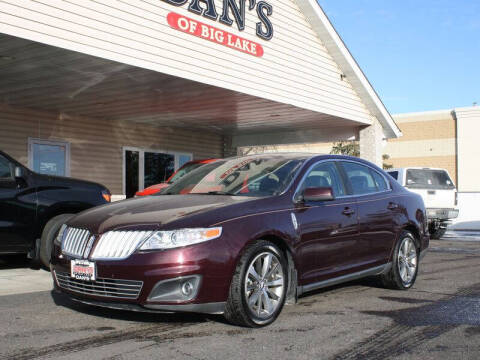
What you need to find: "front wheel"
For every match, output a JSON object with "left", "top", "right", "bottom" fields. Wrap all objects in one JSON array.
[
  {"left": 381, "top": 231, "right": 419, "bottom": 290},
  {"left": 39, "top": 214, "right": 74, "bottom": 268},
  {"left": 224, "top": 241, "right": 287, "bottom": 327}
]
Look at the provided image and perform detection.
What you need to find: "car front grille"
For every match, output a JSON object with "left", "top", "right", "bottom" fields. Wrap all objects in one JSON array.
[
  {"left": 55, "top": 271, "right": 143, "bottom": 299},
  {"left": 61, "top": 227, "right": 94, "bottom": 258},
  {"left": 90, "top": 231, "right": 152, "bottom": 260}
]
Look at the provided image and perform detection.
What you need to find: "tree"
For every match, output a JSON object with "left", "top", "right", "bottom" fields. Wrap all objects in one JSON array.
[
  {"left": 330, "top": 141, "right": 360, "bottom": 157},
  {"left": 382, "top": 154, "right": 393, "bottom": 170}
]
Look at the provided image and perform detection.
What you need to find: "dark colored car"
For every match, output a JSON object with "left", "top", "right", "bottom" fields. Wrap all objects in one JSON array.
[
  {"left": 0, "top": 150, "right": 111, "bottom": 267},
  {"left": 51, "top": 154, "right": 428, "bottom": 327},
  {"left": 135, "top": 159, "right": 219, "bottom": 197}
]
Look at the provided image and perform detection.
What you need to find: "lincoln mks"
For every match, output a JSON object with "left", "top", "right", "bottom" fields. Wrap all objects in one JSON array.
[{"left": 51, "top": 154, "right": 428, "bottom": 327}]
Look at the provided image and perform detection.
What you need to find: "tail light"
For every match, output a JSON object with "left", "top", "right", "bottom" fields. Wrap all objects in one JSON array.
[{"left": 102, "top": 189, "right": 111, "bottom": 202}]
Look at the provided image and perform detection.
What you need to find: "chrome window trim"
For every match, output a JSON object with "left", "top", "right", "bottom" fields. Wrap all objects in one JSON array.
[{"left": 292, "top": 158, "right": 393, "bottom": 202}]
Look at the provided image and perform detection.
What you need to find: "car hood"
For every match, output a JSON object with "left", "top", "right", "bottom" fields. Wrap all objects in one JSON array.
[
  {"left": 34, "top": 172, "right": 106, "bottom": 191},
  {"left": 68, "top": 194, "right": 258, "bottom": 234}
]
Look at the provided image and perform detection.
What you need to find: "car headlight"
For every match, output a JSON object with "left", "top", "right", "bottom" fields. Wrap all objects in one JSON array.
[
  {"left": 54, "top": 224, "right": 68, "bottom": 246},
  {"left": 139, "top": 227, "right": 222, "bottom": 250}
]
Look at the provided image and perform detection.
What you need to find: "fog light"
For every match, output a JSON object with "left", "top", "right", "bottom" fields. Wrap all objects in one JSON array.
[
  {"left": 147, "top": 275, "right": 201, "bottom": 302},
  {"left": 182, "top": 281, "right": 194, "bottom": 297}
]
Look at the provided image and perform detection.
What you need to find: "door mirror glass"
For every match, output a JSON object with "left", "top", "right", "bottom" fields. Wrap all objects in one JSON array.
[
  {"left": 14, "top": 166, "right": 24, "bottom": 178},
  {"left": 303, "top": 187, "right": 334, "bottom": 202}
]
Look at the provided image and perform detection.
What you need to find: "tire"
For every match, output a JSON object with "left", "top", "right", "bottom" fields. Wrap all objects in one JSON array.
[
  {"left": 39, "top": 214, "right": 74, "bottom": 268},
  {"left": 430, "top": 227, "right": 446, "bottom": 240},
  {"left": 380, "top": 231, "right": 419, "bottom": 290},
  {"left": 224, "top": 241, "right": 288, "bottom": 327}
]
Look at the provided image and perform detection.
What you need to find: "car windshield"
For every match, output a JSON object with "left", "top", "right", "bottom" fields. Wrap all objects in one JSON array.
[
  {"left": 406, "top": 169, "right": 455, "bottom": 189},
  {"left": 168, "top": 162, "right": 204, "bottom": 184},
  {"left": 161, "top": 156, "right": 305, "bottom": 197}
]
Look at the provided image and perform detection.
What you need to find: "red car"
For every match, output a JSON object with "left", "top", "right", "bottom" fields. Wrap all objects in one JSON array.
[
  {"left": 51, "top": 154, "right": 428, "bottom": 327},
  {"left": 135, "top": 158, "right": 218, "bottom": 196}
]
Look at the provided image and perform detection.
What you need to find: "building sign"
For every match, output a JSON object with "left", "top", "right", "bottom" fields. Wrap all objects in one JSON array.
[
  {"left": 162, "top": 0, "right": 273, "bottom": 41},
  {"left": 167, "top": 12, "right": 264, "bottom": 57}
]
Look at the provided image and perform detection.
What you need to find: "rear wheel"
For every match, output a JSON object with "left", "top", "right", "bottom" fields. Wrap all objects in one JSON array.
[
  {"left": 224, "top": 241, "right": 287, "bottom": 327},
  {"left": 381, "top": 231, "right": 419, "bottom": 290},
  {"left": 39, "top": 214, "right": 74, "bottom": 268}
]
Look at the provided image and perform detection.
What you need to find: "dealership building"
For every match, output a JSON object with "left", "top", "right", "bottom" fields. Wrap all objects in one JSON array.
[{"left": 0, "top": 0, "right": 400, "bottom": 198}]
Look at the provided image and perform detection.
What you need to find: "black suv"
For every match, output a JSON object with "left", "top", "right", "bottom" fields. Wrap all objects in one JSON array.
[{"left": 0, "top": 150, "right": 110, "bottom": 267}]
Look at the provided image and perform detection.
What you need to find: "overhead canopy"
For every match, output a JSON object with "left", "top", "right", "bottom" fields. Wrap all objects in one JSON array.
[
  {"left": 0, "top": 0, "right": 400, "bottom": 146},
  {"left": 0, "top": 35, "right": 363, "bottom": 144}
]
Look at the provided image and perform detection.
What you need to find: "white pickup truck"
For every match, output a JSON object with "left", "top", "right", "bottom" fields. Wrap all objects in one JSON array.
[{"left": 387, "top": 167, "right": 459, "bottom": 239}]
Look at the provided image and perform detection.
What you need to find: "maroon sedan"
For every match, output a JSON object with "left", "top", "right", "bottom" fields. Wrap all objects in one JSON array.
[{"left": 51, "top": 154, "right": 428, "bottom": 327}]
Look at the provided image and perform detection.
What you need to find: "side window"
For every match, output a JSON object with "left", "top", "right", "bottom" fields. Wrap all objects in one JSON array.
[
  {"left": 370, "top": 169, "right": 389, "bottom": 191},
  {"left": 0, "top": 156, "right": 13, "bottom": 180},
  {"left": 300, "top": 162, "right": 345, "bottom": 197},
  {"left": 341, "top": 162, "right": 378, "bottom": 195}
]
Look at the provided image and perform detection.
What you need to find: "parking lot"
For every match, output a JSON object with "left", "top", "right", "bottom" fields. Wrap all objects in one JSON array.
[{"left": 1, "top": 237, "right": 479, "bottom": 360}]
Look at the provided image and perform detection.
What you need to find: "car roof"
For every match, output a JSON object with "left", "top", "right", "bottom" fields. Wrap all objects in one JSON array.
[
  {"left": 222, "top": 153, "right": 382, "bottom": 168},
  {"left": 387, "top": 167, "right": 449, "bottom": 172}
]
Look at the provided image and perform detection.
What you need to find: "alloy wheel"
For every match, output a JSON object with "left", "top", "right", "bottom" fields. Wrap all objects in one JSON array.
[
  {"left": 397, "top": 236, "right": 418, "bottom": 286},
  {"left": 244, "top": 251, "right": 285, "bottom": 319}
]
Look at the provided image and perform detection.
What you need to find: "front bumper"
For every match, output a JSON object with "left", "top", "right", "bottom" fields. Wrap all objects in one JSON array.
[
  {"left": 53, "top": 285, "right": 225, "bottom": 314},
  {"left": 50, "top": 239, "right": 235, "bottom": 314}
]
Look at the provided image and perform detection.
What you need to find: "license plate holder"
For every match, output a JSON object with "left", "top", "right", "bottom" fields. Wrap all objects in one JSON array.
[{"left": 71, "top": 259, "right": 96, "bottom": 281}]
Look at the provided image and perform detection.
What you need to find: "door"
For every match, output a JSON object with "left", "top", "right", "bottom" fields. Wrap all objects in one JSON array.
[
  {"left": 294, "top": 161, "right": 360, "bottom": 285},
  {"left": 0, "top": 155, "right": 35, "bottom": 253},
  {"left": 339, "top": 161, "right": 397, "bottom": 267}
]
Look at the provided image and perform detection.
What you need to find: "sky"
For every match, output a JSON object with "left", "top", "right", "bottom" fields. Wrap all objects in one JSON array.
[{"left": 319, "top": 0, "right": 480, "bottom": 114}]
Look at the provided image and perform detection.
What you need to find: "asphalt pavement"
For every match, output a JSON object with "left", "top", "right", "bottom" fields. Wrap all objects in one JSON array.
[{"left": 0, "top": 238, "right": 479, "bottom": 360}]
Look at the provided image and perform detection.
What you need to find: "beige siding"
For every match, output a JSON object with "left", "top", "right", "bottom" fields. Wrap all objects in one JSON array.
[
  {"left": 456, "top": 107, "right": 480, "bottom": 192},
  {"left": 393, "top": 109, "right": 453, "bottom": 124},
  {"left": 386, "top": 109, "right": 457, "bottom": 184},
  {"left": 0, "top": 103, "right": 223, "bottom": 194},
  {"left": 386, "top": 139, "right": 456, "bottom": 158},
  {"left": 388, "top": 119, "right": 455, "bottom": 142},
  {"left": 0, "top": 0, "right": 374, "bottom": 125}
]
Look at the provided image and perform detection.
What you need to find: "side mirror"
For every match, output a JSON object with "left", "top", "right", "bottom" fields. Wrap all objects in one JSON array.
[
  {"left": 303, "top": 187, "right": 335, "bottom": 202},
  {"left": 14, "top": 166, "right": 24, "bottom": 178}
]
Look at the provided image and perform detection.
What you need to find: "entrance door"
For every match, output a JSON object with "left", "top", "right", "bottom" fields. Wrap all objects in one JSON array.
[
  {"left": 123, "top": 148, "right": 191, "bottom": 198},
  {"left": 144, "top": 152, "right": 175, "bottom": 189}
]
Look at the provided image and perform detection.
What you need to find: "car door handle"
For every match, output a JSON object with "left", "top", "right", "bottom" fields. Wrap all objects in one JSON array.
[
  {"left": 342, "top": 208, "right": 355, "bottom": 216},
  {"left": 387, "top": 202, "right": 399, "bottom": 210}
]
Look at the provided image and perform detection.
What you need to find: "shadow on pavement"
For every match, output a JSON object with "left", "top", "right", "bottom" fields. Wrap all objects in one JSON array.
[{"left": 0, "top": 254, "right": 41, "bottom": 271}]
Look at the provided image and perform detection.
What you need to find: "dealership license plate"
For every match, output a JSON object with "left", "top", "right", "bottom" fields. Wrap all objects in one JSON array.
[{"left": 71, "top": 259, "right": 96, "bottom": 281}]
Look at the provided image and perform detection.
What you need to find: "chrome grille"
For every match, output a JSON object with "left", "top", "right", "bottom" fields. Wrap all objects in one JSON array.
[
  {"left": 55, "top": 271, "right": 143, "bottom": 299},
  {"left": 62, "top": 227, "right": 92, "bottom": 258},
  {"left": 90, "top": 231, "right": 152, "bottom": 260}
]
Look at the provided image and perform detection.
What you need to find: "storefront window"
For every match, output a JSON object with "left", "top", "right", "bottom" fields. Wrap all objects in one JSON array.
[
  {"left": 178, "top": 154, "right": 192, "bottom": 168},
  {"left": 144, "top": 152, "right": 175, "bottom": 189},
  {"left": 123, "top": 148, "right": 192, "bottom": 197},
  {"left": 29, "top": 139, "right": 70, "bottom": 176}
]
